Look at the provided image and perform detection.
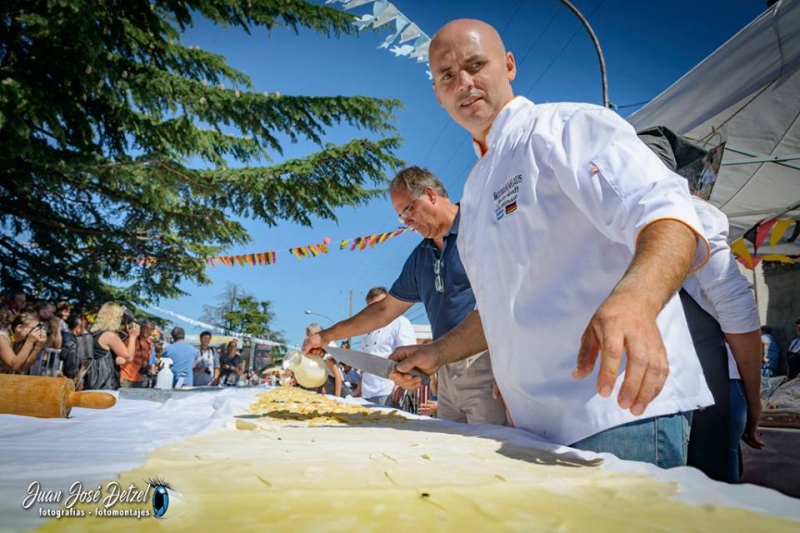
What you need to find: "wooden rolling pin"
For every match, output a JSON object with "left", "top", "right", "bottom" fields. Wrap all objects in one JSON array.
[{"left": 0, "top": 374, "right": 116, "bottom": 418}]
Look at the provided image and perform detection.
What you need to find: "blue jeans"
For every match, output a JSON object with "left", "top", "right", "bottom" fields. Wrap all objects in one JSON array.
[
  {"left": 728, "top": 379, "right": 747, "bottom": 483},
  {"left": 570, "top": 412, "right": 692, "bottom": 468}
]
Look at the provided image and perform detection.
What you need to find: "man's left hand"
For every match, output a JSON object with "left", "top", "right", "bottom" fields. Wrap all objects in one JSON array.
[{"left": 573, "top": 291, "right": 669, "bottom": 416}]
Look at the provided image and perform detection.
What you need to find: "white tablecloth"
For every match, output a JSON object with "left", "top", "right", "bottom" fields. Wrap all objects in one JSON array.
[{"left": 1, "top": 387, "right": 798, "bottom": 532}]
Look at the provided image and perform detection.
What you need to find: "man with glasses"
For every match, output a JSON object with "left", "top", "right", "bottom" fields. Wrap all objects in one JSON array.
[{"left": 303, "top": 166, "right": 507, "bottom": 425}]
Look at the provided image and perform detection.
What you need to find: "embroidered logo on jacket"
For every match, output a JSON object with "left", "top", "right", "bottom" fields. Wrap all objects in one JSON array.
[{"left": 494, "top": 174, "right": 523, "bottom": 220}]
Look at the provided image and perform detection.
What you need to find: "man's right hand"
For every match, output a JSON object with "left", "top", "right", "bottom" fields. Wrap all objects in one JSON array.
[
  {"left": 302, "top": 333, "right": 324, "bottom": 354},
  {"left": 389, "top": 343, "right": 441, "bottom": 390}
]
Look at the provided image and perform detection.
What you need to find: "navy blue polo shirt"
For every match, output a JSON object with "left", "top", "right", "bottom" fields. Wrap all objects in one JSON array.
[{"left": 389, "top": 208, "right": 475, "bottom": 340}]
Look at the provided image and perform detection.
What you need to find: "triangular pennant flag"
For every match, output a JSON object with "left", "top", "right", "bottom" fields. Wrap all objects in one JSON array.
[
  {"left": 379, "top": 15, "right": 410, "bottom": 49},
  {"left": 353, "top": 0, "right": 388, "bottom": 30},
  {"left": 743, "top": 218, "right": 778, "bottom": 252},
  {"left": 371, "top": 3, "right": 400, "bottom": 29},
  {"left": 730, "top": 238, "right": 755, "bottom": 270},
  {"left": 340, "top": 239, "right": 349, "bottom": 250},
  {"left": 760, "top": 254, "right": 796, "bottom": 264},
  {"left": 409, "top": 35, "right": 431, "bottom": 61},
  {"left": 291, "top": 248, "right": 302, "bottom": 259},
  {"left": 235, "top": 255, "right": 245, "bottom": 266},
  {"left": 770, "top": 219, "right": 796, "bottom": 248},
  {"left": 399, "top": 22, "right": 421, "bottom": 44}
]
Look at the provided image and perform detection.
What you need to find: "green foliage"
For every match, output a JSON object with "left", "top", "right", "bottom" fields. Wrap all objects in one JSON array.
[
  {"left": 201, "top": 282, "right": 284, "bottom": 343},
  {"left": 0, "top": 0, "right": 403, "bottom": 307}
]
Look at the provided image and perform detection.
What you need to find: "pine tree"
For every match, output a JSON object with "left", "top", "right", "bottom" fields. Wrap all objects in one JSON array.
[{"left": 0, "top": 0, "right": 402, "bottom": 307}]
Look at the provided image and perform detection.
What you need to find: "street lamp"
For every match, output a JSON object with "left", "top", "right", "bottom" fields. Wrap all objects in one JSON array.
[
  {"left": 559, "top": 0, "right": 610, "bottom": 108},
  {"left": 304, "top": 310, "right": 334, "bottom": 324}
]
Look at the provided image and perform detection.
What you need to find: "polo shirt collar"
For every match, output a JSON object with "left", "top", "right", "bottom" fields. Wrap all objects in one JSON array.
[
  {"left": 421, "top": 205, "right": 460, "bottom": 250},
  {"left": 472, "top": 96, "right": 530, "bottom": 158}
]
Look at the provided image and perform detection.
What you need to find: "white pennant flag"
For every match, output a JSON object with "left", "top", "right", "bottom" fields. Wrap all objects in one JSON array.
[
  {"left": 409, "top": 35, "right": 431, "bottom": 61},
  {"left": 329, "top": 0, "right": 430, "bottom": 77},
  {"left": 379, "top": 14, "right": 410, "bottom": 48},
  {"left": 399, "top": 22, "right": 422, "bottom": 44},
  {"left": 342, "top": 0, "right": 374, "bottom": 9},
  {"left": 353, "top": 0, "right": 389, "bottom": 30},
  {"left": 371, "top": 3, "right": 401, "bottom": 29}
]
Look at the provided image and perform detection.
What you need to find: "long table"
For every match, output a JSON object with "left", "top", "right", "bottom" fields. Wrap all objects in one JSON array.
[{"left": 1, "top": 387, "right": 798, "bottom": 532}]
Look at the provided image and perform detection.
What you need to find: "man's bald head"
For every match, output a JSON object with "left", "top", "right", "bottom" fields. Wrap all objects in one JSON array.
[
  {"left": 429, "top": 19, "right": 516, "bottom": 150},
  {"left": 430, "top": 19, "right": 507, "bottom": 58}
]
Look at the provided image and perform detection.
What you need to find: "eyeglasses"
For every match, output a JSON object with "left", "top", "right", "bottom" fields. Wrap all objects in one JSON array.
[
  {"left": 397, "top": 197, "right": 420, "bottom": 225},
  {"left": 433, "top": 258, "right": 444, "bottom": 293}
]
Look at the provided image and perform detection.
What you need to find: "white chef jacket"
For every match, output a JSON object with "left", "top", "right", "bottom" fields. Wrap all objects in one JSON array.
[
  {"left": 682, "top": 197, "right": 761, "bottom": 379},
  {"left": 360, "top": 315, "right": 416, "bottom": 399},
  {"left": 457, "top": 96, "right": 714, "bottom": 445}
]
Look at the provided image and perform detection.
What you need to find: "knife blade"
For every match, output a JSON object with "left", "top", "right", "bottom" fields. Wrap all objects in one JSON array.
[{"left": 325, "top": 346, "right": 430, "bottom": 386}]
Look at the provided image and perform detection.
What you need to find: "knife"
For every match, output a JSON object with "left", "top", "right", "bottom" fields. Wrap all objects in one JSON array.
[{"left": 325, "top": 346, "right": 431, "bottom": 386}]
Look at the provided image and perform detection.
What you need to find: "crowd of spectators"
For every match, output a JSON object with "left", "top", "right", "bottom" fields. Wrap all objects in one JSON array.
[{"left": 0, "top": 289, "right": 264, "bottom": 391}]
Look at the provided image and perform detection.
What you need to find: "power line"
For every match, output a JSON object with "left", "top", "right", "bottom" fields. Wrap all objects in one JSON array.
[
  {"left": 515, "top": 3, "right": 562, "bottom": 67},
  {"left": 522, "top": 0, "right": 608, "bottom": 99}
]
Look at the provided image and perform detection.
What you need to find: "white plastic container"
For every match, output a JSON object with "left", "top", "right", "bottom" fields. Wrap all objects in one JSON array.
[
  {"left": 155, "top": 358, "right": 174, "bottom": 389},
  {"left": 282, "top": 351, "right": 327, "bottom": 388}
]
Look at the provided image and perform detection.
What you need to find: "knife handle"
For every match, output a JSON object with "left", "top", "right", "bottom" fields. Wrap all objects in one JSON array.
[{"left": 406, "top": 368, "right": 431, "bottom": 386}]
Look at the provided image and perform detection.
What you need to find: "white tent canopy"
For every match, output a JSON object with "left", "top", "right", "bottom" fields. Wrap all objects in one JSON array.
[{"left": 628, "top": 0, "right": 800, "bottom": 258}]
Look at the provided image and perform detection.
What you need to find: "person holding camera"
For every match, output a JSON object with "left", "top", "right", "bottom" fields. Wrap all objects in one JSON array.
[
  {"left": 0, "top": 310, "right": 48, "bottom": 373},
  {"left": 193, "top": 331, "right": 219, "bottom": 386},
  {"left": 85, "top": 302, "right": 140, "bottom": 390},
  {"left": 120, "top": 319, "right": 154, "bottom": 388}
]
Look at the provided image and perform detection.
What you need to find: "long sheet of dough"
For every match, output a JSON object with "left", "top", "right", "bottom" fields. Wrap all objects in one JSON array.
[{"left": 35, "top": 388, "right": 800, "bottom": 532}]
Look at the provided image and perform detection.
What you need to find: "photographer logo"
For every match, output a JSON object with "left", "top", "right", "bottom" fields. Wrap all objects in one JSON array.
[{"left": 22, "top": 478, "right": 176, "bottom": 520}]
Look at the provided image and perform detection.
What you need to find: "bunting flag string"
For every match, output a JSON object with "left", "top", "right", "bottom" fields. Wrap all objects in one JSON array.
[
  {"left": 326, "top": 0, "right": 431, "bottom": 75},
  {"left": 202, "top": 228, "right": 412, "bottom": 268},
  {"left": 730, "top": 217, "right": 800, "bottom": 269},
  {"left": 147, "top": 306, "right": 292, "bottom": 348}
]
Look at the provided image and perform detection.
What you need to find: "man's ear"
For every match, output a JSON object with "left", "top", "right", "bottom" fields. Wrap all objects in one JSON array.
[
  {"left": 426, "top": 186, "right": 437, "bottom": 204},
  {"left": 506, "top": 51, "right": 517, "bottom": 82}
]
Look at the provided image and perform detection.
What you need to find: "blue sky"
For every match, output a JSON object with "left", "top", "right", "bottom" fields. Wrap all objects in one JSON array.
[{"left": 155, "top": 0, "right": 767, "bottom": 346}]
